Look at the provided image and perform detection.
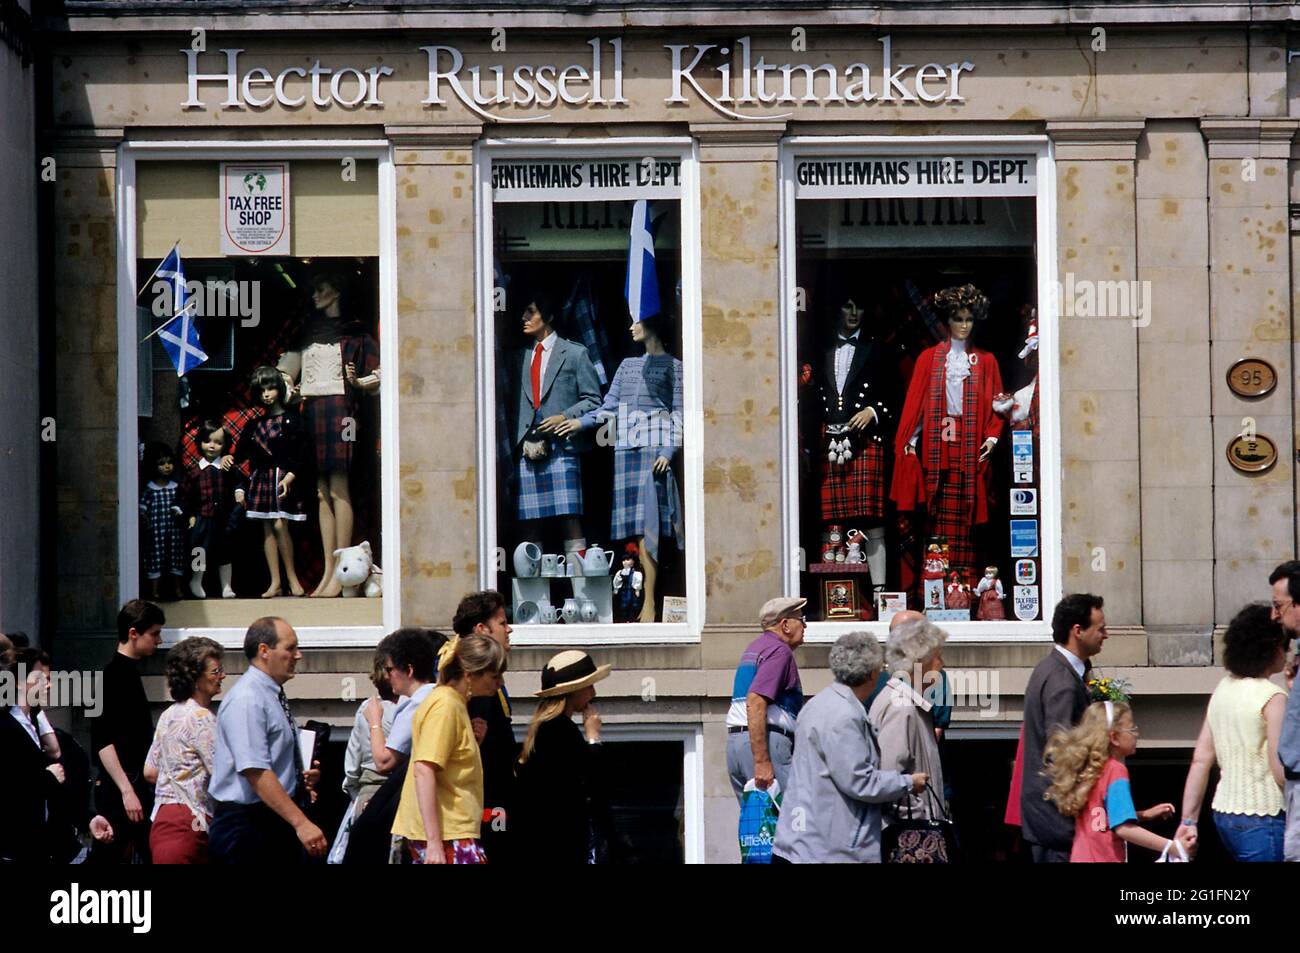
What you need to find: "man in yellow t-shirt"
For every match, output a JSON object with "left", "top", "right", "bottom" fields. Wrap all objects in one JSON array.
[{"left": 391, "top": 684, "right": 484, "bottom": 863}]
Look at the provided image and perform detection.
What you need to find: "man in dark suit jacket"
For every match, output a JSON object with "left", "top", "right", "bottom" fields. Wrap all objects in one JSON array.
[{"left": 1020, "top": 593, "right": 1108, "bottom": 862}]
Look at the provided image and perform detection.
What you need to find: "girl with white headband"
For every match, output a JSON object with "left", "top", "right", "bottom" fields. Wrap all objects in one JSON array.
[{"left": 1042, "top": 700, "right": 1178, "bottom": 862}]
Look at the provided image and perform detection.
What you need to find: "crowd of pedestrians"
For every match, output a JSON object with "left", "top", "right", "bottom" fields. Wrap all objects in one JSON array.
[{"left": 5, "top": 561, "right": 1300, "bottom": 865}]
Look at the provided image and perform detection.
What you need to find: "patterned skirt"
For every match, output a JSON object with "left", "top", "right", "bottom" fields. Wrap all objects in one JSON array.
[
  {"left": 397, "top": 837, "right": 489, "bottom": 865},
  {"left": 819, "top": 437, "right": 886, "bottom": 521},
  {"left": 515, "top": 447, "right": 583, "bottom": 520},
  {"left": 246, "top": 467, "right": 308, "bottom": 522},
  {"left": 304, "top": 394, "right": 356, "bottom": 473},
  {"left": 611, "top": 446, "right": 679, "bottom": 543}
]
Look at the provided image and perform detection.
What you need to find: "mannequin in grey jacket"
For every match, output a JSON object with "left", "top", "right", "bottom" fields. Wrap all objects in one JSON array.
[{"left": 773, "top": 632, "right": 926, "bottom": 863}]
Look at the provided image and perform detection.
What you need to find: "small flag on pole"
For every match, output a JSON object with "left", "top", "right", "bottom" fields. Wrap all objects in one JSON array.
[
  {"left": 151, "top": 245, "right": 208, "bottom": 376},
  {"left": 625, "top": 199, "right": 660, "bottom": 324}
]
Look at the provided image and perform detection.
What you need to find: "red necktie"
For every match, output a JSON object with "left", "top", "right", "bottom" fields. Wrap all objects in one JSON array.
[{"left": 530, "top": 342, "right": 544, "bottom": 410}]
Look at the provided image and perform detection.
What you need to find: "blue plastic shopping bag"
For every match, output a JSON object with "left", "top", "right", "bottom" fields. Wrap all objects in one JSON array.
[{"left": 738, "top": 778, "right": 782, "bottom": 864}]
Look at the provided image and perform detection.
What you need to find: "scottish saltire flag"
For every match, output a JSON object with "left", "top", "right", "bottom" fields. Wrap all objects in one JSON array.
[
  {"left": 154, "top": 245, "right": 208, "bottom": 376},
  {"left": 625, "top": 199, "right": 660, "bottom": 324}
]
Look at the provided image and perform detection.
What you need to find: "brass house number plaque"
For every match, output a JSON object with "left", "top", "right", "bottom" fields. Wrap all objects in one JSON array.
[
  {"left": 1226, "top": 358, "right": 1277, "bottom": 399},
  {"left": 1226, "top": 433, "right": 1279, "bottom": 474}
]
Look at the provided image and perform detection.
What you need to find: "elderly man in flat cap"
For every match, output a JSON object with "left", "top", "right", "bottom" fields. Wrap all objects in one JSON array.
[{"left": 725, "top": 596, "right": 808, "bottom": 802}]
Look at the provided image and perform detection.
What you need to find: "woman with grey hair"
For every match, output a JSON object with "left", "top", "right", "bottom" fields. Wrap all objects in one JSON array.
[
  {"left": 868, "top": 617, "right": 948, "bottom": 826},
  {"left": 772, "top": 632, "right": 927, "bottom": 863}
]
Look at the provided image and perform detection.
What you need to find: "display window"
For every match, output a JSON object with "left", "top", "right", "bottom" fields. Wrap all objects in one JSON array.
[
  {"left": 124, "top": 154, "right": 390, "bottom": 631},
  {"left": 782, "top": 141, "right": 1055, "bottom": 631},
  {"left": 479, "top": 144, "right": 700, "bottom": 636}
]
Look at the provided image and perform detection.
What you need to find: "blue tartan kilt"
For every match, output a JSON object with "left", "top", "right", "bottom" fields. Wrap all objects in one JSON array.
[
  {"left": 515, "top": 447, "right": 583, "bottom": 520},
  {"left": 611, "top": 446, "right": 676, "bottom": 543}
]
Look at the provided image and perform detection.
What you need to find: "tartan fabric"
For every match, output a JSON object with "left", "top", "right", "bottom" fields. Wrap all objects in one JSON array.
[
  {"left": 515, "top": 447, "right": 583, "bottom": 520},
  {"left": 896, "top": 511, "right": 921, "bottom": 599},
  {"left": 178, "top": 462, "right": 243, "bottom": 519},
  {"left": 240, "top": 413, "right": 310, "bottom": 521},
  {"left": 931, "top": 467, "right": 975, "bottom": 572},
  {"left": 819, "top": 434, "right": 885, "bottom": 521},
  {"left": 302, "top": 333, "right": 379, "bottom": 473},
  {"left": 922, "top": 343, "right": 980, "bottom": 529},
  {"left": 564, "top": 273, "right": 611, "bottom": 387},
  {"left": 611, "top": 445, "right": 680, "bottom": 545},
  {"left": 140, "top": 482, "right": 185, "bottom": 578}
]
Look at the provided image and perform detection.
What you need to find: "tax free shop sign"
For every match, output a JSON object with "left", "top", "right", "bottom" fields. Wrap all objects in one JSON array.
[{"left": 181, "top": 36, "right": 975, "bottom": 121}]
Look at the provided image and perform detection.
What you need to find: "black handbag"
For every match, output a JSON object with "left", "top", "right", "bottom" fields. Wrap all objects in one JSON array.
[{"left": 882, "top": 782, "right": 957, "bottom": 864}]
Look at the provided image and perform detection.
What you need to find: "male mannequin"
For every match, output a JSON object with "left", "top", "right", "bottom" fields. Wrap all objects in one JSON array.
[
  {"left": 513, "top": 293, "right": 601, "bottom": 562},
  {"left": 810, "top": 298, "right": 896, "bottom": 598}
]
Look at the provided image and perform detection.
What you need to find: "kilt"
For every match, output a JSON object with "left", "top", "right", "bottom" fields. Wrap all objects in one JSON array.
[
  {"left": 930, "top": 467, "right": 975, "bottom": 572},
  {"left": 515, "top": 447, "right": 583, "bottom": 520},
  {"left": 611, "top": 446, "right": 678, "bottom": 543},
  {"left": 246, "top": 468, "right": 308, "bottom": 522},
  {"left": 819, "top": 438, "right": 886, "bottom": 521},
  {"left": 304, "top": 394, "right": 357, "bottom": 473}
]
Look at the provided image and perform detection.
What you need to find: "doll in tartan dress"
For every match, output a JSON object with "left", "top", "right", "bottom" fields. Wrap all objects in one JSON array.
[
  {"left": 891, "top": 284, "right": 1005, "bottom": 581},
  {"left": 177, "top": 423, "right": 246, "bottom": 599},
  {"left": 276, "top": 272, "right": 380, "bottom": 597},
  {"left": 232, "top": 366, "right": 312, "bottom": 598},
  {"left": 139, "top": 442, "right": 187, "bottom": 601}
]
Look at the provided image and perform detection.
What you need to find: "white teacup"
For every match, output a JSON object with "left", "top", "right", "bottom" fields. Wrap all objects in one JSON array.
[
  {"left": 537, "top": 602, "right": 558, "bottom": 624},
  {"left": 541, "top": 553, "right": 566, "bottom": 577}
]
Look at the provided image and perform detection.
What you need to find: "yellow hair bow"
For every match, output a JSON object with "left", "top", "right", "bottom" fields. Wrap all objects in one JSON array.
[{"left": 437, "top": 634, "right": 460, "bottom": 673}]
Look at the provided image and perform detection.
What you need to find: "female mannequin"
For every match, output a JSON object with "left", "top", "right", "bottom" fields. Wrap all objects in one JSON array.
[
  {"left": 554, "top": 313, "right": 684, "bottom": 623},
  {"left": 277, "top": 273, "right": 380, "bottom": 597},
  {"left": 891, "top": 284, "right": 1005, "bottom": 577}
]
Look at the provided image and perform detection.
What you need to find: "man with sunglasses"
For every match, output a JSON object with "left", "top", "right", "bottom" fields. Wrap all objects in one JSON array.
[{"left": 726, "top": 596, "right": 808, "bottom": 802}]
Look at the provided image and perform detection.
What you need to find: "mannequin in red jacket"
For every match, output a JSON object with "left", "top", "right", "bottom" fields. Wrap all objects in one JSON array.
[{"left": 890, "top": 284, "right": 1005, "bottom": 576}]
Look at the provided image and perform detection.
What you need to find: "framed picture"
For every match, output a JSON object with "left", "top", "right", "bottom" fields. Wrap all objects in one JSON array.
[{"left": 823, "top": 578, "right": 858, "bottom": 619}]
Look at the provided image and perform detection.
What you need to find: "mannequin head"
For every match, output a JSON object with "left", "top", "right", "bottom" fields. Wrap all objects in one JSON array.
[
  {"left": 197, "top": 420, "right": 229, "bottom": 462},
  {"left": 633, "top": 312, "right": 670, "bottom": 350},
  {"left": 983, "top": 565, "right": 999, "bottom": 582},
  {"left": 144, "top": 441, "right": 177, "bottom": 483},
  {"left": 311, "top": 271, "right": 347, "bottom": 318},
  {"left": 934, "top": 284, "right": 989, "bottom": 343},
  {"left": 835, "top": 298, "right": 864, "bottom": 337},
  {"left": 522, "top": 292, "right": 556, "bottom": 342},
  {"left": 250, "top": 365, "right": 287, "bottom": 411}
]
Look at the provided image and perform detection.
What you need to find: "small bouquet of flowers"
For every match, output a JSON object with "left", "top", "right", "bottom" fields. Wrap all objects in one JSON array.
[{"left": 1086, "top": 672, "right": 1132, "bottom": 704}]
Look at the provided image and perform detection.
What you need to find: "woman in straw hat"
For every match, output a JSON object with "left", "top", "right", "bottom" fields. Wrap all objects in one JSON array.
[
  {"left": 514, "top": 650, "right": 618, "bottom": 863},
  {"left": 390, "top": 634, "right": 505, "bottom": 864}
]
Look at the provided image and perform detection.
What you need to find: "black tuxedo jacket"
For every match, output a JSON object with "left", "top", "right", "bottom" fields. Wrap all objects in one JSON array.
[{"left": 813, "top": 334, "right": 899, "bottom": 435}]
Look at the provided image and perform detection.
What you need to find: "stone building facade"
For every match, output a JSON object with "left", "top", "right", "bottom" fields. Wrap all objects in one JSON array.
[{"left": 38, "top": 2, "right": 1300, "bottom": 861}]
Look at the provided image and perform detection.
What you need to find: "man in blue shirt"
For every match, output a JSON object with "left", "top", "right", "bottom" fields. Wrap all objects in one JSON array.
[{"left": 209, "top": 617, "right": 326, "bottom": 864}]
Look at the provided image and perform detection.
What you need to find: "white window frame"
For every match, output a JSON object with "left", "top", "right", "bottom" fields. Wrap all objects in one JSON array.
[
  {"left": 115, "top": 139, "right": 401, "bottom": 648},
  {"left": 596, "top": 722, "right": 705, "bottom": 864},
  {"left": 778, "top": 135, "right": 1060, "bottom": 643},
  {"left": 473, "top": 137, "right": 705, "bottom": 646}
]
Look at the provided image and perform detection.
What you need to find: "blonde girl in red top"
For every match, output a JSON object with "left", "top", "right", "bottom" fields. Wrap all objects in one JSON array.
[{"left": 1043, "top": 701, "right": 1177, "bottom": 862}]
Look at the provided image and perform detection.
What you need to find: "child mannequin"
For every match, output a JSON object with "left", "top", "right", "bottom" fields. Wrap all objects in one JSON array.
[
  {"left": 178, "top": 423, "right": 246, "bottom": 599},
  {"left": 1044, "top": 701, "right": 1178, "bottom": 862},
  {"left": 139, "top": 442, "right": 187, "bottom": 600},
  {"left": 231, "top": 366, "right": 312, "bottom": 598}
]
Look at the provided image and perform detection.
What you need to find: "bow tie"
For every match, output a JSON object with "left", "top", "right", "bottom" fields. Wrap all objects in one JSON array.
[{"left": 837, "top": 336, "right": 858, "bottom": 346}]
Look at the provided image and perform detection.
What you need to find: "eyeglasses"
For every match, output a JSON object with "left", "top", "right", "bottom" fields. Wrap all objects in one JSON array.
[
  {"left": 1116, "top": 727, "right": 1140, "bottom": 735},
  {"left": 1273, "top": 600, "right": 1294, "bottom": 613},
  {"left": 207, "top": 667, "right": 225, "bottom": 677}
]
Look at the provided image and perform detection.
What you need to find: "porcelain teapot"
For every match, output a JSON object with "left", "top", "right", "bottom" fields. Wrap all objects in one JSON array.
[{"left": 582, "top": 544, "right": 615, "bottom": 575}]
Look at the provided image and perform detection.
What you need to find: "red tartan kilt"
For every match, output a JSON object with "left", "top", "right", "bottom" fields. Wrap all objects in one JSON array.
[
  {"left": 304, "top": 394, "right": 355, "bottom": 473},
  {"left": 819, "top": 439, "right": 886, "bottom": 521}
]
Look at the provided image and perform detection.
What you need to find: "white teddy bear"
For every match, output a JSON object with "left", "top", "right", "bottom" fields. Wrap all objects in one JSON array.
[{"left": 332, "top": 541, "right": 383, "bottom": 598}]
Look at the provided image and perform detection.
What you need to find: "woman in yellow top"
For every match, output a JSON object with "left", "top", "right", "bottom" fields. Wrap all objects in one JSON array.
[
  {"left": 391, "top": 634, "right": 505, "bottom": 864},
  {"left": 1179, "top": 603, "right": 1289, "bottom": 861}
]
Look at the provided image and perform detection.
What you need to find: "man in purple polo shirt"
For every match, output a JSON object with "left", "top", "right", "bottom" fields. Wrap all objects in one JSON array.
[{"left": 725, "top": 596, "right": 807, "bottom": 802}]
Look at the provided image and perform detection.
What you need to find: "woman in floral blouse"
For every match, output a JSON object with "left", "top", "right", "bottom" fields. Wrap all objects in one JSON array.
[{"left": 143, "top": 637, "right": 225, "bottom": 863}]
